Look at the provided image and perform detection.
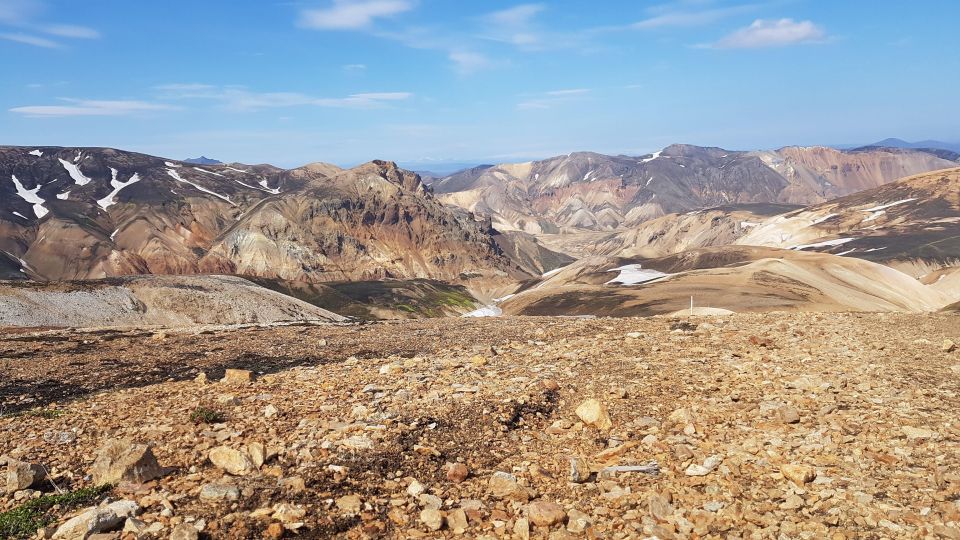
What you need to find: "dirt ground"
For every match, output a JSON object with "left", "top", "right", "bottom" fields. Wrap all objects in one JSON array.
[{"left": 1, "top": 313, "right": 959, "bottom": 539}]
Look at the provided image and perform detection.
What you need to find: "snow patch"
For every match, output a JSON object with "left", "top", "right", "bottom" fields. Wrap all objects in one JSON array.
[
  {"left": 164, "top": 161, "right": 181, "bottom": 168},
  {"left": 862, "top": 198, "right": 916, "bottom": 212},
  {"left": 12, "top": 211, "right": 27, "bottom": 219},
  {"left": 605, "top": 264, "right": 669, "bottom": 285},
  {"left": 811, "top": 213, "right": 837, "bottom": 225},
  {"left": 862, "top": 210, "right": 885, "bottom": 223},
  {"left": 96, "top": 168, "right": 141, "bottom": 210},
  {"left": 56, "top": 191, "right": 70, "bottom": 200},
  {"left": 640, "top": 150, "right": 663, "bottom": 164},
  {"left": 791, "top": 238, "right": 855, "bottom": 250},
  {"left": 11, "top": 175, "right": 48, "bottom": 218},
  {"left": 462, "top": 305, "right": 503, "bottom": 318},
  {"left": 29, "top": 149, "right": 42, "bottom": 157},
  {"left": 59, "top": 159, "right": 92, "bottom": 186},
  {"left": 166, "top": 169, "right": 234, "bottom": 205},
  {"left": 225, "top": 166, "right": 249, "bottom": 173},
  {"left": 194, "top": 167, "right": 225, "bottom": 177},
  {"left": 740, "top": 221, "right": 759, "bottom": 228},
  {"left": 258, "top": 179, "right": 280, "bottom": 194},
  {"left": 542, "top": 265, "right": 569, "bottom": 278}
]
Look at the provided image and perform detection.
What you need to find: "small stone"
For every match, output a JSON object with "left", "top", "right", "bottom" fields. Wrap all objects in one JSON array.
[
  {"left": 901, "top": 426, "right": 937, "bottom": 440},
  {"left": 626, "top": 332, "right": 643, "bottom": 339},
  {"left": 781, "top": 464, "right": 816, "bottom": 486},
  {"left": 943, "top": 339, "right": 956, "bottom": 353},
  {"left": 568, "top": 456, "right": 591, "bottom": 483},
  {"left": 199, "top": 483, "right": 240, "bottom": 501},
  {"left": 566, "top": 509, "right": 591, "bottom": 534},
  {"left": 336, "top": 494, "right": 362, "bottom": 514},
  {"left": 446, "top": 462, "right": 469, "bottom": 483},
  {"left": 780, "top": 494, "right": 804, "bottom": 510},
  {"left": 684, "top": 455, "right": 722, "bottom": 476},
  {"left": 265, "top": 522, "right": 285, "bottom": 539},
  {"left": 407, "top": 480, "right": 425, "bottom": 497},
  {"left": 514, "top": 517, "right": 530, "bottom": 540},
  {"left": 648, "top": 493, "right": 673, "bottom": 522},
  {"left": 247, "top": 442, "right": 266, "bottom": 469},
  {"left": 541, "top": 379, "right": 560, "bottom": 391},
  {"left": 90, "top": 440, "right": 164, "bottom": 485},
  {"left": 169, "top": 523, "right": 199, "bottom": 540},
  {"left": 194, "top": 372, "right": 208, "bottom": 384},
  {"left": 123, "top": 517, "right": 148, "bottom": 534},
  {"left": 5, "top": 461, "right": 45, "bottom": 493},
  {"left": 575, "top": 399, "right": 612, "bottom": 431},
  {"left": 778, "top": 405, "right": 800, "bottom": 424},
  {"left": 263, "top": 404, "right": 278, "bottom": 418},
  {"left": 419, "top": 508, "right": 444, "bottom": 531},
  {"left": 447, "top": 507, "right": 468, "bottom": 534},
  {"left": 527, "top": 500, "right": 566, "bottom": 527},
  {"left": 222, "top": 369, "right": 254, "bottom": 384},
  {"left": 488, "top": 471, "right": 529, "bottom": 501},
  {"left": 208, "top": 446, "right": 254, "bottom": 476}
]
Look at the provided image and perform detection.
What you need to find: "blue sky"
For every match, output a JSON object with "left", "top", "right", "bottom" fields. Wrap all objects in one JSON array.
[{"left": 1, "top": 0, "right": 958, "bottom": 168}]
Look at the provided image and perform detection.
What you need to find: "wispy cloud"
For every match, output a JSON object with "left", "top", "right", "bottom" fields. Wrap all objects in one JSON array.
[
  {"left": 448, "top": 51, "right": 493, "bottom": 75},
  {"left": 0, "top": 0, "right": 99, "bottom": 48},
  {"left": 10, "top": 99, "right": 178, "bottom": 117},
  {"left": 299, "top": 0, "right": 415, "bottom": 30},
  {"left": 0, "top": 32, "right": 57, "bottom": 48},
  {"left": 343, "top": 63, "right": 367, "bottom": 72},
  {"left": 517, "top": 88, "right": 592, "bottom": 110},
  {"left": 156, "top": 84, "right": 413, "bottom": 111},
  {"left": 632, "top": 2, "right": 759, "bottom": 29},
  {"left": 713, "top": 18, "right": 828, "bottom": 48}
]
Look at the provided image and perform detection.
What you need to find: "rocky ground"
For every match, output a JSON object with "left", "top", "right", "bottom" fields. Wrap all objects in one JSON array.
[{"left": 1, "top": 313, "right": 958, "bottom": 539}]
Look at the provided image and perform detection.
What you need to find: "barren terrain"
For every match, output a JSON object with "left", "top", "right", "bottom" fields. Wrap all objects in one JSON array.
[{"left": 2, "top": 313, "right": 959, "bottom": 539}]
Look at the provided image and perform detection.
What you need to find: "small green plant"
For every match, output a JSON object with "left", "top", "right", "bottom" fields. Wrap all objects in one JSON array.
[
  {"left": 190, "top": 406, "right": 226, "bottom": 424},
  {"left": 0, "top": 485, "right": 112, "bottom": 539}
]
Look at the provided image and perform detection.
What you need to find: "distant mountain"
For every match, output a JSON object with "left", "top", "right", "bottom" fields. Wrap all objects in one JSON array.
[
  {"left": 183, "top": 156, "right": 222, "bottom": 165},
  {"left": 433, "top": 144, "right": 958, "bottom": 236},
  {"left": 858, "top": 138, "right": 960, "bottom": 153}
]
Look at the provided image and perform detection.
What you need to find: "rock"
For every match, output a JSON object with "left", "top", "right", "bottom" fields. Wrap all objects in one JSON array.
[
  {"left": 263, "top": 404, "right": 278, "bottom": 418},
  {"left": 5, "top": 461, "right": 45, "bottom": 493},
  {"left": 53, "top": 500, "right": 139, "bottom": 539},
  {"left": 419, "top": 508, "right": 444, "bottom": 531},
  {"left": 194, "top": 372, "right": 208, "bottom": 384},
  {"left": 902, "top": 426, "right": 937, "bottom": 439},
  {"left": 199, "top": 482, "right": 240, "bottom": 501},
  {"left": 781, "top": 464, "right": 816, "bottom": 486},
  {"left": 222, "top": 369, "right": 254, "bottom": 384},
  {"left": 247, "top": 442, "right": 266, "bottom": 469},
  {"left": 447, "top": 508, "right": 468, "bottom": 534},
  {"left": 169, "top": 523, "right": 199, "bottom": 540},
  {"left": 778, "top": 405, "right": 800, "bottom": 424},
  {"left": 488, "top": 471, "right": 530, "bottom": 501},
  {"left": 541, "top": 379, "right": 560, "bottom": 391},
  {"left": 272, "top": 503, "right": 306, "bottom": 525},
  {"left": 407, "top": 479, "right": 425, "bottom": 497},
  {"left": 566, "top": 509, "right": 592, "bottom": 534},
  {"left": 514, "top": 517, "right": 530, "bottom": 540},
  {"left": 90, "top": 440, "right": 164, "bottom": 485},
  {"left": 684, "top": 455, "right": 722, "bottom": 476},
  {"left": 208, "top": 446, "right": 254, "bottom": 476},
  {"left": 569, "top": 456, "right": 592, "bottom": 483},
  {"left": 123, "top": 517, "right": 148, "bottom": 534},
  {"left": 446, "top": 462, "right": 469, "bottom": 483},
  {"left": 626, "top": 332, "right": 643, "bottom": 339},
  {"left": 648, "top": 493, "right": 673, "bottom": 522},
  {"left": 418, "top": 493, "right": 442, "bottom": 510},
  {"left": 575, "top": 399, "right": 612, "bottom": 430},
  {"left": 943, "top": 339, "right": 956, "bottom": 353},
  {"left": 527, "top": 500, "right": 566, "bottom": 527},
  {"left": 265, "top": 522, "right": 285, "bottom": 539},
  {"left": 336, "top": 494, "right": 362, "bottom": 514}
]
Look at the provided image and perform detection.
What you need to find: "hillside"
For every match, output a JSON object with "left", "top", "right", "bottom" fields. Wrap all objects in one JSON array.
[{"left": 0, "top": 147, "right": 525, "bottom": 299}]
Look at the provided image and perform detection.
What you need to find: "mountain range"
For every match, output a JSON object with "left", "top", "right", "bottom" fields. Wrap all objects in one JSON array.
[{"left": 1, "top": 142, "right": 957, "bottom": 322}]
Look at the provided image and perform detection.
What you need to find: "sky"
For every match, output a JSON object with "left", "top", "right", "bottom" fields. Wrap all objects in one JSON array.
[{"left": 1, "top": 0, "right": 958, "bottom": 168}]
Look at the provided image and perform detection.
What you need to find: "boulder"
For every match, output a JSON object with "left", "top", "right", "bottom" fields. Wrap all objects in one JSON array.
[
  {"left": 6, "top": 461, "right": 45, "bottom": 493},
  {"left": 90, "top": 440, "right": 164, "bottom": 485}
]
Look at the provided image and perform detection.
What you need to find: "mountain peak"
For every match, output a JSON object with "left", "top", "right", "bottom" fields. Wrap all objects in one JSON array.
[{"left": 184, "top": 156, "right": 222, "bottom": 165}]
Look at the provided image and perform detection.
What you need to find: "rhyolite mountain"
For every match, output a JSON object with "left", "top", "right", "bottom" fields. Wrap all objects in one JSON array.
[
  {"left": 0, "top": 146, "right": 527, "bottom": 298},
  {"left": 434, "top": 144, "right": 958, "bottom": 234}
]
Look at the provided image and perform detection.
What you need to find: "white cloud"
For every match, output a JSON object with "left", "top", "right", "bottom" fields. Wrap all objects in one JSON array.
[
  {"left": 546, "top": 89, "right": 590, "bottom": 97},
  {"left": 40, "top": 24, "right": 99, "bottom": 39},
  {"left": 299, "top": 0, "right": 414, "bottom": 30},
  {"left": 448, "top": 51, "right": 493, "bottom": 75},
  {"left": 714, "top": 18, "right": 827, "bottom": 48},
  {"left": 156, "top": 84, "right": 413, "bottom": 111},
  {"left": 517, "top": 88, "right": 591, "bottom": 110},
  {"left": 632, "top": 3, "right": 757, "bottom": 29},
  {"left": 10, "top": 99, "right": 178, "bottom": 117},
  {"left": 0, "top": 32, "right": 57, "bottom": 48},
  {"left": 487, "top": 4, "right": 545, "bottom": 27},
  {"left": 0, "top": 0, "right": 42, "bottom": 24},
  {"left": 343, "top": 63, "right": 367, "bottom": 71}
]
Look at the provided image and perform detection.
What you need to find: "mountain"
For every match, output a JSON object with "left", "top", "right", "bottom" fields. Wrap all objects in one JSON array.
[
  {"left": 183, "top": 156, "right": 223, "bottom": 165},
  {"left": 859, "top": 138, "right": 960, "bottom": 154},
  {"left": 434, "top": 144, "right": 957, "bottom": 235},
  {"left": 0, "top": 146, "right": 525, "bottom": 299},
  {"left": 735, "top": 167, "right": 960, "bottom": 276}
]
